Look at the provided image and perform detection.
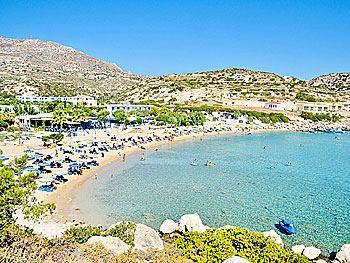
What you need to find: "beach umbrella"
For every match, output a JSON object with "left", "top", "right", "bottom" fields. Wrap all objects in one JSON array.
[
  {"left": 51, "top": 157, "right": 62, "bottom": 162},
  {"left": 88, "top": 155, "right": 98, "bottom": 159},
  {"left": 0, "top": 156, "right": 9, "bottom": 161},
  {"left": 69, "top": 163, "right": 81, "bottom": 167},
  {"left": 11, "top": 154, "right": 22, "bottom": 157},
  {"left": 55, "top": 170, "right": 67, "bottom": 176},
  {"left": 23, "top": 149, "right": 34, "bottom": 153},
  {"left": 63, "top": 153, "right": 73, "bottom": 157},
  {"left": 75, "top": 149, "right": 82, "bottom": 153},
  {"left": 25, "top": 167, "right": 39, "bottom": 172},
  {"left": 37, "top": 177, "right": 54, "bottom": 183},
  {"left": 34, "top": 147, "right": 43, "bottom": 150},
  {"left": 38, "top": 162, "right": 51, "bottom": 167},
  {"left": 31, "top": 154, "right": 43, "bottom": 158},
  {"left": 41, "top": 151, "right": 52, "bottom": 156}
]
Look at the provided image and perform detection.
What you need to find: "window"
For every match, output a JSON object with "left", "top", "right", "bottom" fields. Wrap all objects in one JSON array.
[{"left": 318, "top": 107, "right": 322, "bottom": 111}]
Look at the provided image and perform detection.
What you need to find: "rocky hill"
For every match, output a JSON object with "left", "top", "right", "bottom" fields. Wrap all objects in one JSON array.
[
  {"left": 123, "top": 68, "right": 350, "bottom": 105},
  {"left": 1, "top": 37, "right": 349, "bottom": 105},
  {"left": 0, "top": 38, "right": 145, "bottom": 99},
  {"left": 308, "top": 73, "right": 350, "bottom": 89}
]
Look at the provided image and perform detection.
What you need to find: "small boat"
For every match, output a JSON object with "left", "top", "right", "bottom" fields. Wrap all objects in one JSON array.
[
  {"left": 190, "top": 162, "right": 198, "bottom": 166},
  {"left": 205, "top": 163, "right": 216, "bottom": 167},
  {"left": 279, "top": 218, "right": 297, "bottom": 234}
]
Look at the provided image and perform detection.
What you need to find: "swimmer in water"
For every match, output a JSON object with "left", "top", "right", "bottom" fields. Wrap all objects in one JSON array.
[
  {"left": 110, "top": 174, "right": 114, "bottom": 178},
  {"left": 264, "top": 146, "right": 266, "bottom": 149}
]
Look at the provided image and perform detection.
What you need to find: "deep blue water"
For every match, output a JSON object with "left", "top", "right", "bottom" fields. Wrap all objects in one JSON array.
[{"left": 73, "top": 132, "right": 350, "bottom": 253}]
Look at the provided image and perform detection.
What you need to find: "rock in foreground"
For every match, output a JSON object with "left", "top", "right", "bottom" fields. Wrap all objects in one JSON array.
[
  {"left": 134, "top": 224, "right": 164, "bottom": 252},
  {"left": 262, "top": 230, "right": 283, "bottom": 246},
  {"left": 334, "top": 244, "right": 350, "bottom": 263},
  {"left": 159, "top": 219, "right": 178, "bottom": 234},
  {"left": 178, "top": 213, "right": 209, "bottom": 233},
  {"left": 302, "top": 246, "right": 321, "bottom": 260},
  {"left": 87, "top": 236, "right": 130, "bottom": 256}
]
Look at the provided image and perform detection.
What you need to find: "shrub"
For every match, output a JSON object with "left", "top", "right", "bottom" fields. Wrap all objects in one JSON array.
[
  {"left": 172, "top": 228, "right": 310, "bottom": 263},
  {"left": 64, "top": 226, "right": 103, "bottom": 244},
  {"left": 65, "top": 221, "right": 137, "bottom": 246},
  {"left": 105, "top": 221, "right": 136, "bottom": 246}
]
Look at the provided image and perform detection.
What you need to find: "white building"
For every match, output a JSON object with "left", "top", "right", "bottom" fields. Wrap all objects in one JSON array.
[
  {"left": 265, "top": 101, "right": 284, "bottom": 110},
  {"left": 15, "top": 95, "right": 97, "bottom": 107},
  {"left": 106, "top": 104, "right": 154, "bottom": 115},
  {"left": 296, "top": 102, "right": 350, "bottom": 113}
]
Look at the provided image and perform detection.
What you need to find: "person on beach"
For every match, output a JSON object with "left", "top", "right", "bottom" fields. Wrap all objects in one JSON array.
[
  {"left": 122, "top": 154, "right": 126, "bottom": 162},
  {"left": 155, "top": 148, "right": 158, "bottom": 151},
  {"left": 55, "top": 150, "right": 58, "bottom": 157},
  {"left": 95, "top": 174, "right": 98, "bottom": 179},
  {"left": 110, "top": 174, "right": 114, "bottom": 178}
]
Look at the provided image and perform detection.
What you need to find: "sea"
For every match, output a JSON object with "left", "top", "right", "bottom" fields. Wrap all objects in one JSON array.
[{"left": 70, "top": 131, "right": 350, "bottom": 253}]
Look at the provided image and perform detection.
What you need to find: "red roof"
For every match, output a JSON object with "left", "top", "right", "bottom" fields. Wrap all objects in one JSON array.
[{"left": 266, "top": 101, "right": 281, "bottom": 105}]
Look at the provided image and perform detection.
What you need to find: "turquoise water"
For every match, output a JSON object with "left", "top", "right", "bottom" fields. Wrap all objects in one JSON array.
[{"left": 73, "top": 132, "right": 350, "bottom": 253}]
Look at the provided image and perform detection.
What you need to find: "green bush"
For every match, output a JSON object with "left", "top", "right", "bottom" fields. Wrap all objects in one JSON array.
[
  {"left": 172, "top": 228, "right": 310, "bottom": 263},
  {"left": 105, "top": 221, "right": 136, "bottom": 246},
  {"left": 64, "top": 226, "right": 103, "bottom": 244},
  {"left": 65, "top": 221, "right": 137, "bottom": 246}
]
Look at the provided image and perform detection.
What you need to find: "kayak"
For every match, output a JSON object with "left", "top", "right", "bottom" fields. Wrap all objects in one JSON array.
[
  {"left": 191, "top": 162, "right": 198, "bottom": 166},
  {"left": 279, "top": 218, "right": 297, "bottom": 234},
  {"left": 205, "top": 163, "right": 216, "bottom": 167}
]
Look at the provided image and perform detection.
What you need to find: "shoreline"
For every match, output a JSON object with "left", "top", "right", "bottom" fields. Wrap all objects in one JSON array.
[{"left": 42, "top": 126, "right": 286, "bottom": 224}]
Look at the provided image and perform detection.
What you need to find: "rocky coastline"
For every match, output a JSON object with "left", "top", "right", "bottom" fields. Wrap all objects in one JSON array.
[{"left": 16, "top": 213, "right": 350, "bottom": 262}]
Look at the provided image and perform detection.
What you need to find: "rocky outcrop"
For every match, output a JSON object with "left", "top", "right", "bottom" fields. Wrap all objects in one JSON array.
[
  {"left": 262, "top": 230, "right": 283, "bottom": 246},
  {"left": 292, "top": 244, "right": 305, "bottom": 254},
  {"left": 159, "top": 219, "right": 178, "bottom": 234},
  {"left": 302, "top": 246, "right": 321, "bottom": 260},
  {"left": 134, "top": 224, "right": 164, "bottom": 252},
  {"left": 334, "top": 244, "right": 350, "bottom": 263},
  {"left": 178, "top": 213, "right": 210, "bottom": 233},
  {"left": 223, "top": 256, "right": 250, "bottom": 263},
  {"left": 87, "top": 236, "right": 130, "bottom": 256},
  {"left": 308, "top": 73, "right": 350, "bottom": 88}
]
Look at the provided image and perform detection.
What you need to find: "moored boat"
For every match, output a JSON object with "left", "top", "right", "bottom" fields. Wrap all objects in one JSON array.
[{"left": 279, "top": 218, "right": 297, "bottom": 234}]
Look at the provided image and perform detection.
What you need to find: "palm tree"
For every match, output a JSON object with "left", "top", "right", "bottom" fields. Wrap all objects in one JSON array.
[
  {"left": 72, "top": 108, "right": 87, "bottom": 122},
  {"left": 52, "top": 105, "right": 67, "bottom": 131}
]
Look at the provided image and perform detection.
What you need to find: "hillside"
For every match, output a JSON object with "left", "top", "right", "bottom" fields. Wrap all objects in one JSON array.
[
  {"left": 123, "top": 69, "right": 350, "bottom": 105},
  {"left": 308, "top": 73, "right": 350, "bottom": 89},
  {"left": 0, "top": 38, "right": 145, "bottom": 99},
  {"left": 1, "top": 37, "right": 349, "bottom": 105}
]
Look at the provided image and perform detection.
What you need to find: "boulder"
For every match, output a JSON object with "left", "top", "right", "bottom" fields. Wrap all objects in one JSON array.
[
  {"left": 334, "top": 244, "right": 350, "bottom": 263},
  {"left": 134, "top": 224, "right": 164, "bottom": 252},
  {"left": 159, "top": 219, "right": 178, "bottom": 234},
  {"left": 262, "top": 230, "right": 283, "bottom": 246},
  {"left": 302, "top": 246, "right": 321, "bottom": 260},
  {"left": 178, "top": 213, "right": 209, "bottom": 233},
  {"left": 292, "top": 244, "right": 305, "bottom": 254},
  {"left": 223, "top": 256, "right": 250, "bottom": 263},
  {"left": 87, "top": 236, "right": 130, "bottom": 256}
]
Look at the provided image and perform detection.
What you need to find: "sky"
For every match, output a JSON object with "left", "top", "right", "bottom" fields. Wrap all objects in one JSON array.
[{"left": 1, "top": 0, "right": 349, "bottom": 80}]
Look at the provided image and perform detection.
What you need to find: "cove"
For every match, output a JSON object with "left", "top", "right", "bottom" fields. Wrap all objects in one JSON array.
[{"left": 69, "top": 132, "right": 350, "bottom": 253}]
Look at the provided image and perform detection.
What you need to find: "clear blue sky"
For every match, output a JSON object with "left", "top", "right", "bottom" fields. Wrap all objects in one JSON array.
[{"left": 1, "top": 0, "right": 349, "bottom": 80}]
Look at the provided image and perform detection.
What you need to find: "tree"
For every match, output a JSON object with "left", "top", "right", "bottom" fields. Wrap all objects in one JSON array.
[
  {"left": 135, "top": 118, "right": 143, "bottom": 125},
  {"left": 52, "top": 104, "right": 68, "bottom": 130},
  {"left": 191, "top": 112, "right": 206, "bottom": 126},
  {"left": 72, "top": 108, "right": 87, "bottom": 122},
  {"left": 150, "top": 106, "right": 160, "bottom": 117},
  {"left": 112, "top": 110, "right": 126, "bottom": 123},
  {"left": 97, "top": 109, "right": 109, "bottom": 121},
  {"left": 0, "top": 156, "right": 55, "bottom": 238}
]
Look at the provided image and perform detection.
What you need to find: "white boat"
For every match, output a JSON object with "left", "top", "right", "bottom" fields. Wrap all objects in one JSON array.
[{"left": 191, "top": 162, "right": 198, "bottom": 166}]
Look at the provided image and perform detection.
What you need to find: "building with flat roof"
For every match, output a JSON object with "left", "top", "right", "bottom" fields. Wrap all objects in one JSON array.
[
  {"left": 265, "top": 101, "right": 284, "bottom": 110},
  {"left": 106, "top": 104, "right": 154, "bottom": 115},
  {"left": 296, "top": 102, "right": 350, "bottom": 113},
  {"left": 15, "top": 95, "right": 97, "bottom": 107}
]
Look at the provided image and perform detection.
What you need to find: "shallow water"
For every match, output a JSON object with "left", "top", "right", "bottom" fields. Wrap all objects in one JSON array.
[{"left": 72, "top": 132, "right": 350, "bottom": 253}]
